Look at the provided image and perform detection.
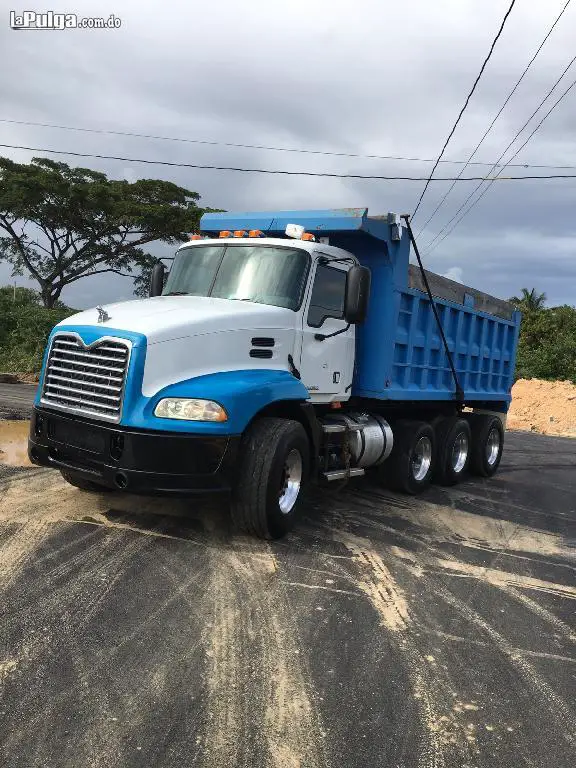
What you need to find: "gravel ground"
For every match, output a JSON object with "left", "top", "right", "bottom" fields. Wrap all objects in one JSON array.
[{"left": 0, "top": 431, "right": 575, "bottom": 768}]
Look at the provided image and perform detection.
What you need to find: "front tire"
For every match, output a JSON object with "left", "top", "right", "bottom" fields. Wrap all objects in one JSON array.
[
  {"left": 231, "top": 417, "right": 309, "bottom": 539},
  {"left": 60, "top": 470, "right": 111, "bottom": 493},
  {"left": 379, "top": 420, "right": 435, "bottom": 495}
]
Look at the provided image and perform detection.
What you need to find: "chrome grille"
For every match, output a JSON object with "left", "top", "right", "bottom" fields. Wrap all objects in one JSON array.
[{"left": 41, "top": 333, "right": 130, "bottom": 422}]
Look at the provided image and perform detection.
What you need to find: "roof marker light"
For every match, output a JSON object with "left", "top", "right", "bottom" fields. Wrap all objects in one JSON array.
[
  {"left": 189, "top": 234, "right": 202, "bottom": 240},
  {"left": 219, "top": 230, "right": 232, "bottom": 238},
  {"left": 248, "top": 229, "right": 264, "bottom": 238},
  {"left": 285, "top": 223, "right": 305, "bottom": 239},
  {"left": 233, "top": 230, "right": 248, "bottom": 238},
  {"left": 302, "top": 232, "right": 316, "bottom": 241}
]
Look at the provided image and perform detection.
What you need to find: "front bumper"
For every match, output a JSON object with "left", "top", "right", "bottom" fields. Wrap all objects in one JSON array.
[{"left": 28, "top": 407, "right": 240, "bottom": 494}]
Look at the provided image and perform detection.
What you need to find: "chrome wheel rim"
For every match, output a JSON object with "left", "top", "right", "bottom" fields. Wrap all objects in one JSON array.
[
  {"left": 411, "top": 436, "right": 432, "bottom": 482},
  {"left": 279, "top": 449, "right": 303, "bottom": 514},
  {"left": 486, "top": 427, "right": 501, "bottom": 466},
  {"left": 451, "top": 432, "right": 469, "bottom": 473}
]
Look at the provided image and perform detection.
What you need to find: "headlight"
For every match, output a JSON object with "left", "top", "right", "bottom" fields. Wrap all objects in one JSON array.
[{"left": 154, "top": 398, "right": 228, "bottom": 422}]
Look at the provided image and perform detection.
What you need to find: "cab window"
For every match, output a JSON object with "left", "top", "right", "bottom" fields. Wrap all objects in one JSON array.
[{"left": 307, "top": 263, "right": 347, "bottom": 328}]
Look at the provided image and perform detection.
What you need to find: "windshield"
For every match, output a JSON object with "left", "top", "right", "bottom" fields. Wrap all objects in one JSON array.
[{"left": 162, "top": 244, "right": 309, "bottom": 311}]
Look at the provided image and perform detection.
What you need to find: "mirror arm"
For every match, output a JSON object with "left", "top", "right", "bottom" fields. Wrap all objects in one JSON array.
[{"left": 314, "top": 323, "right": 351, "bottom": 342}]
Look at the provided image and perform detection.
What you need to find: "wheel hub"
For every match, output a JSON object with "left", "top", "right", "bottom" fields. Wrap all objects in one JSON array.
[
  {"left": 486, "top": 427, "right": 501, "bottom": 466},
  {"left": 411, "top": 436, "right": 432, "bottom": 482},
  {"left": 451, "top": 432, "right": 469, "bottom": 473},
  {"left": 278, "top": 448, "right": 303, "bottom": 514}
]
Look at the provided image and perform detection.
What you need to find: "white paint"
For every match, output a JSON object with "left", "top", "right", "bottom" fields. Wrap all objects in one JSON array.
[
  {"left": 298, "top": 259, "right": 355, "bottom": 402},
  {"left": 60, "top": 295, "right": 295, "bottom": 346},
  {"left": 142, "top": 326, "right": 295, "bottom": 397}
]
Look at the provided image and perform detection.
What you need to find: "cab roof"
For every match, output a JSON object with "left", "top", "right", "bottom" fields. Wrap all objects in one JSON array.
[
  {"left": 200, "top": 207, "right": 402, "bottom": 248},
  {"left": 176, "top": 236, "right": 357, "bottom": 262}
]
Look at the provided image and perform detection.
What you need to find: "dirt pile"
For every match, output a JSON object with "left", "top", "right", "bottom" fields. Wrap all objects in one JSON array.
[{"left": 507, "top": 378, "right": 576, "bottom": 437}]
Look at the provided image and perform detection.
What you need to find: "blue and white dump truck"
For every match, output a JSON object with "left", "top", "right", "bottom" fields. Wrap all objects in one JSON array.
[{"left": 28, "top": 208, "right": 521, "bottom": 538}]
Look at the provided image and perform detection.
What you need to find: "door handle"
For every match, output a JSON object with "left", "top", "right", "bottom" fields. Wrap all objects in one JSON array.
[{"left": 314, "top": 323, "right": 351, "bottom": 341}]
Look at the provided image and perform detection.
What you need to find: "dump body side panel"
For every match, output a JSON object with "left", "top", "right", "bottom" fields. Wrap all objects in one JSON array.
[
  {"left": 350, "top": 221, "right": 521, "bottom": 408},
  {"left": 354, "top": 286, "right": 520, "bottom": 405}
]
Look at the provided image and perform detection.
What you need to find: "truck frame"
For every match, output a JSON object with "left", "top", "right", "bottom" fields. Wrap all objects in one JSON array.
[{"left": 28, "top": 208, "right": 521, "bottom": 538}]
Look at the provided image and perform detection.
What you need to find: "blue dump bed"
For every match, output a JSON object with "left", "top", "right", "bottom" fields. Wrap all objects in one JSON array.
[{"left": 201, "top": 208, "right": 521, "bottom": 411}]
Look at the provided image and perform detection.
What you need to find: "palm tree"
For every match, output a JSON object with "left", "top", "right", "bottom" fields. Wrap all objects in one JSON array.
[{"left": 509, "top": 288, "right": 547, "bottom": 312}]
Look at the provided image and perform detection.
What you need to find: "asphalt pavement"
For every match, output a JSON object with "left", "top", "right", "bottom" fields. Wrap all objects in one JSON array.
[
  {"left": 0, "top": 383, "right": 36, "bottom": 419},
  {"left": 0, "top": 429, "right": 575, "bottom": 768}
]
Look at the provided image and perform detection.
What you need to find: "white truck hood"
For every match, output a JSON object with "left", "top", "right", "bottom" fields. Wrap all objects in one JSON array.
[
  {"left": 60, "top": 295, "right": 296, "bottom": 344},
  {"left": 60, "top": 295, "right": 298, "bottom": 396}
]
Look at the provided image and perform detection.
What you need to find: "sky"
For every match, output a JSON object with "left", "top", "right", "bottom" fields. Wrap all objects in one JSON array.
[{"left": 1, "top": 0, "right": 576, "bottom": 309}]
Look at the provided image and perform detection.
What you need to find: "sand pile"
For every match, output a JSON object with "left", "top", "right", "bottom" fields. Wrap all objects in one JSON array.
[
  {"left": 0, "top": 420, "right": 32, "bottom": 466},
  {"left": 507, "top": 378, "right": 576, "bottom": 437}
]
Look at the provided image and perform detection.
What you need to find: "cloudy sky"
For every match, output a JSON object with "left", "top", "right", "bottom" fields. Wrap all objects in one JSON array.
[{"left": 1, "top": 0, "right": 576, "bottom": 308}]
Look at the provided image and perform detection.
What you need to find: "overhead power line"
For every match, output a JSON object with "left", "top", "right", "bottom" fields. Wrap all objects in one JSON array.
[
  {"left": 424, "top": 56, "right": 576, "bottom": 254},
  {"left": 3, "top": 141, "right": 576, "bottom": 180},
  {"left": 416, "top": 0, "right": 573, "bottom": 237},
  {"left": 412, "top": 0, "right": 517, "bottom": 218},
  {"left": 425, "top": 73, "right": 576, "bottom": 255},
  {"left": 1, "top": 116, "right": 573, "bottom": 171}
]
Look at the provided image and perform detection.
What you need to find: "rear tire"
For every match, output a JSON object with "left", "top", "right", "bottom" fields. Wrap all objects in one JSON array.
[
  {"left": 60, "top": 470, "right": 111, "bottom": 493},
  {"left": 466, "top": 414, "right": 504, "bottom": 477},
  {"left": 379, "top": 420, "right": 435, "bottom": 495},
  {"left": 433, "top": 417, "right": 471, "bottom": 486},
  {"left": 231, "top": 417, "right": 309, "bottom": 539}
]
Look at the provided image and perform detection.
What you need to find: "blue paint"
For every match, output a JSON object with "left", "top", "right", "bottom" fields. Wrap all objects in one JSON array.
[
  {"left": 201, "top": 208, "right": 374, "bottom": 237},
  {"left": 38, "top": 322, "right": 308, "bottom": 434},
  {"left": 125, "top": 369, "right": 309, "bottom": 434},
  {"left": 351, "top": 229, "right": 521, "bottom": 409}
]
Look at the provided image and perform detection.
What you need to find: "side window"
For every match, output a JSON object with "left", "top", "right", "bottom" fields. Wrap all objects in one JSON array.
[{"left": 307, "top": 264, "right": 347, "bottom": 328}]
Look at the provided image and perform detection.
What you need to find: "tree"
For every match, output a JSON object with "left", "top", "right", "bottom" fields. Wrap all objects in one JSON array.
[
  {"left": 509, "top": 287, "right": 547, "bottom": 313},
  {"left": 514, "top": 302, "right": 576, "bottom": 384},
  {"left": 0, "top": 284, "right": 75, "bottom": 373},
  {"left": 0, "top": 285, "right": 40, "bottom": 307},
  {"left": 0, "top": 157, "right": 204, "bottom": 307}
]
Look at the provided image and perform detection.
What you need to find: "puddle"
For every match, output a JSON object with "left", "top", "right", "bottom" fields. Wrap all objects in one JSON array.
[{"left": 0, "top": 420, "right": 32, "bottom": 467}]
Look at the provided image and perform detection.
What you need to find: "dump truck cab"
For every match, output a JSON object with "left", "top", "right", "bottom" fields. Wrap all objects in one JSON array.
[{"left": 156, "top": 233, "right": 361, "bottom": 404}]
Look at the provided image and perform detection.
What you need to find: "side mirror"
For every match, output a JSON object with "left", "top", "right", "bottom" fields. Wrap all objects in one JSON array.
[
  {"left": 149, "top": 261, "right": 165, "bottom": 297},
  {"left": 344, "top": 265, "right": 371, "bottom": 324}
]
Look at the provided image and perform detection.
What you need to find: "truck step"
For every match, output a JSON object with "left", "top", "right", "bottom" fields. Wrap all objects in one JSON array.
[{"left": 322, "top": 468, "right": 365, "bottom": 481}]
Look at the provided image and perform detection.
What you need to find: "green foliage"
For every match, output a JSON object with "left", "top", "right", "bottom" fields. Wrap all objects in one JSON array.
[
  {"left": 0, "top": 286, "right": 75, "bottom": 372},
  {"left": 0, "top": 285, "right": 41, "bottom": 307},
  {"left": 0, "top": 156, "right": 204, "bottom": 307},
  {"left": 515, "top": 302, "right": 576, "bottom": 384},
  {"left": 509, "top": 287, "right": 547, "bottom": 313}
]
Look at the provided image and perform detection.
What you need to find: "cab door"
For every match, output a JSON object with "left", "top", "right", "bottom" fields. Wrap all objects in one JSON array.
[{"left": 298, "top": 260, "right": 355, "bottom": 402}]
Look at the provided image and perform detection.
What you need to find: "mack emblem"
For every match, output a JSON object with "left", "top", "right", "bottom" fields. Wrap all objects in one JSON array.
[{"left": 96, "top": 306, "right": 110, "bottom": 323}]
